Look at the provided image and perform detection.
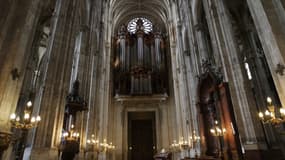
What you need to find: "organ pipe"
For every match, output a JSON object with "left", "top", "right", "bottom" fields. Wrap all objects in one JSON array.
[{"left": 114, "top": 18, "right": 168, "bottom": 95}]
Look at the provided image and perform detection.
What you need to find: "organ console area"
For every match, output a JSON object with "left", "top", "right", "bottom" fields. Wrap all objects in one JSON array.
[{"left": 113, "top": 18, "right": 169, "bottom": 98}]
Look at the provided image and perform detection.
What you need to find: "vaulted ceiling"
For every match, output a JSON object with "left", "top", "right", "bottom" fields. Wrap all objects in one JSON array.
[{"left": 109, "top": 0, "right": 170, "bottom": 32}]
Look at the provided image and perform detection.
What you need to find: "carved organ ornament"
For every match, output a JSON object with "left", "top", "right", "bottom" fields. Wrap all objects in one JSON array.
[{"left": 113, "top": 18, "right": 168, "bottom": 96}]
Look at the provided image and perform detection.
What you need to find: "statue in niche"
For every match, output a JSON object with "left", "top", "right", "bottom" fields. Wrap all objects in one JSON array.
[
  {"left": 119, "top": 24, "right": 127, "bottom": 35},
  {"left": 201, "top": 59, "right": 223, "bottom": 83}
]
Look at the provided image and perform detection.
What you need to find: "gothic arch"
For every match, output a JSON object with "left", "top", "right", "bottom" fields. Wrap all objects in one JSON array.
[{"left": 110, "top": 0, "right": 170, "bottom": 34}]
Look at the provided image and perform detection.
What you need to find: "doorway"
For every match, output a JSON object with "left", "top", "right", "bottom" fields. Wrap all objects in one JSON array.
[{"left": 128, "top": 112, "right": 156, "bottom": 160}]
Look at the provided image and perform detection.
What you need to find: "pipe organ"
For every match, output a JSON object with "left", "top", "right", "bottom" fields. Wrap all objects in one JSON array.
[{"left": 114, "top": 19, "right": 168, "bottom": 96}]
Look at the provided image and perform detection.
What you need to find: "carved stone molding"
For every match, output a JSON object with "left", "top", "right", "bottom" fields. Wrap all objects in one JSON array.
[
  {"left": 199, "top": 59, "right": 223, "bottom": 83},
  {"left": 275, "top": 63, "right": 285, "bottom": 76},
  {"left": 194, "top": 23, "right": 204, "bottom": 31},
  {"left": 11, "top": 68, "right": 20, "bottom": 80}
]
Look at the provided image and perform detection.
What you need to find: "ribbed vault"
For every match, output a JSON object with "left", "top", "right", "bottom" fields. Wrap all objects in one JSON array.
[{"left": 109, "top": 0, "right": 170, "bottom": 33}]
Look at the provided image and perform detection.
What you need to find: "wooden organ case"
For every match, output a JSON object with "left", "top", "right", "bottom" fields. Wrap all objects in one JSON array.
[{"left": 113, "top": 19, "right": 168, "bottom": 97}]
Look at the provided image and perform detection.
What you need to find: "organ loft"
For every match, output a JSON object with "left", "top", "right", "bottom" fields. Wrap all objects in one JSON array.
[{"left": 114, "top": 18, "right": 168, "bottom": 96}]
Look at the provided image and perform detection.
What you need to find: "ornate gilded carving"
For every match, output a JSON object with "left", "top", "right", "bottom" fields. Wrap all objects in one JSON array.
[{"left": 0, "top": 131, "right": 12, "bottom": 157}]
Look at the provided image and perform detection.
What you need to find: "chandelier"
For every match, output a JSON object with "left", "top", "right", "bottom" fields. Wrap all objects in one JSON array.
[
  {"left": 258, "top": 97, "right": 285, "bottom": 125},
  {"left": 9, "top": 101, "right": 41, "bottom": 160}
]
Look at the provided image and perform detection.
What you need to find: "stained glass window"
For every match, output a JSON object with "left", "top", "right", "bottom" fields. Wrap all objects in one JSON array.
[{"left": 127, "top": 17, "right": 153, "bottom": 34}]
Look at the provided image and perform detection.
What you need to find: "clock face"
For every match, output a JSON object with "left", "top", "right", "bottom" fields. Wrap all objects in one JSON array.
[{"left": 127, "top": 17, "right": 153, "bottom": 34}]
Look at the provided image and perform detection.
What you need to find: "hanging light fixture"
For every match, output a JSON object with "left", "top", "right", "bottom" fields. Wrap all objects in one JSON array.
[
  {"left": 258, "top": 97, "right": 285, "bottom": 125},
  {"left": 9, "top": 101, "right": 41, "bottom": 160}
]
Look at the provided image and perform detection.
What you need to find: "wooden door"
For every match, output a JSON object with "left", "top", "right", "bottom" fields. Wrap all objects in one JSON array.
[
  {"left": 128, "top": 112, "right": 156, "bottom": 160},
  {"left": 130, "top": 120, "right": 154, "bottom": 160}
]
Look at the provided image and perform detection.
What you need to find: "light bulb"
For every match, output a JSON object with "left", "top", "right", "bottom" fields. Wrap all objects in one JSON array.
[
  {"left": 217, "top": 128, "right": 222, "bottom": 133},
  {"left": 27, "top": 101, "right": 32, "bottom": 107},
  {"left": 36, "top": 116, "right": 41, "bottom": 121},
  {"left": 24, "top": 113, "right": 30, "bottom": 119},
  {"left": 280, "top": 108, "right": 285, "bottom": 116},
  {"left": 10, "top": 113, "right": 16, "bottom": 120},
  {"left": 63, "top": 132, "right": 68, "bottom": 137},
  {"left": 258, "top": 112, "right": 264, "bottom": 118},
  {"left": 31, "top": 117, "right": 36, "bottom": 123},
  {"left": 266, "top": 97, "right": 272, "bottom": 104}
]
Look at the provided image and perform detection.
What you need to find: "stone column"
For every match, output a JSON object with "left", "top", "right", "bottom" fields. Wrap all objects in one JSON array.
[
  {"left": 0, "top": 0, "right": 42, "bottom": 159},
  {"left": 168, "top": 19, "right": 181, "bottom": 143},
  {"left": 194, "top": 23, "right": 209, "bottom": 63},
  {"left": 202, "top": 0, "right": 229, "bottom": 80},
  {"left": 69, "top": 31, "right": 83, "bottom": 91},
  {"left": 84, "top": 0, "right": 103, "bottom": 141},
  {"left": 96, "top": 3, "right": 112, "bottom": 158},
  {"left": 0, "top": 0, "right": 16, "bottom": 55},
  {"left": 31, "top": 0, "right": 82, "bottom": 159},
  {"left": 183, "top": 1, "right": 202, "bottom": 156},
  {"left": 247, "top": 0, "right": 285, "bottom": 107},
  {"left": 202, "top": 0, "right": 259, "bottom": 151},
  {"left": 176, "top": 21, "right": 192, "bottom": 142},
  {"left": 0, "top": 0, "right": 41, "bottom": 132}
]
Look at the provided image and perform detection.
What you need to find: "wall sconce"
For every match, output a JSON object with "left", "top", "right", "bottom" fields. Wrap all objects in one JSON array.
[
  {"left": 210, "top": 120, "right": 226, "bottom": 160},
  {"left": 258, "top": 97, "right": 285, "bottom": 125}
]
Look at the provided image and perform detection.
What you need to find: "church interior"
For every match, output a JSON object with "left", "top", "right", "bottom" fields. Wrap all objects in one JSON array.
[{"left": 1, "top": 0, "right": 285, "bottom": 160}]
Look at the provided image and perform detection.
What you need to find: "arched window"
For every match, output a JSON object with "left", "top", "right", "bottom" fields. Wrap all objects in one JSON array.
[
  {"left": 127, "top": 17, "right": 153, "bottom": 34},
  {"left": 244, "top": 62, "right": 252, "bottom": 80}
]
